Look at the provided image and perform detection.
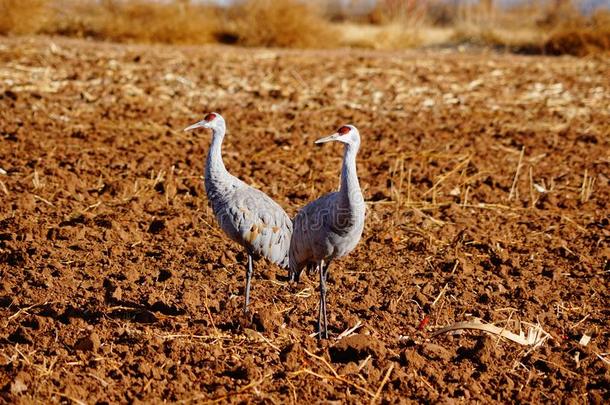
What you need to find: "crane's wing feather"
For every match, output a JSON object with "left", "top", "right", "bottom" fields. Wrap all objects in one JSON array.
[
  {"left": 214, "top": 183, "right": 293, "bottom": 268},
  {"left": 289, "top": 192, "right": 338, "bottom": 275}
]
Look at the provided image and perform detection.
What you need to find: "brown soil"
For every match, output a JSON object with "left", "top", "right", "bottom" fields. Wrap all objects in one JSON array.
[{"left": 0, "top": 37, "right": 608, "bottom": 403}]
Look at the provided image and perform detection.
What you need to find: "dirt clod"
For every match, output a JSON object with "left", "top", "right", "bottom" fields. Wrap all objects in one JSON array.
[
  {"left": 400, "top": 348, "right": 426, "bottom": 369},
  {"left": 74, "top": 332, "right": 101, "bottom": 352},
  {"left": 330, "top": 334, "right": 386, "bottom": 363},
  {"left": 8, "top": 326, "right": 33, "bottom": 345},
  {"left": 253, "top": 308, "right": 280, "bottom": 332},
  {"left": 280, "top": 343, "right": 303, "bottom": 371},
  {"left": 421, "top": 343, "right": 453, "bottom": 362}
]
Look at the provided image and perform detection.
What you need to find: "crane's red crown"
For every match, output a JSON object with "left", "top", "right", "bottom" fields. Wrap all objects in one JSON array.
[
  {"left": 204, "top": 113, "right": 217, "bottom": 122},
  {"left": 338, "top": 126, "right": 350, "bottom": 135}
]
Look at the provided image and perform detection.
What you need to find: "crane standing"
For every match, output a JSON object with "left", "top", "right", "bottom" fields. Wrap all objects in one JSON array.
[
  {"left": 184, "top": 113, "right": 293, "bottom": 312},
  {"left": 289, "top": 125, "right": 365, "bottom": 339}
]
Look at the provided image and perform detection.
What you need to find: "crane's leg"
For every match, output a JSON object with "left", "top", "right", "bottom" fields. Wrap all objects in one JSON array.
[
  {"left": 322, "top": 262, "right": 329, "bottom": 339},
  {"left": 289, "top": 267, "right": 299, "bottom": 284},
  {"left": 321, "top": 261, "right": 329, "bottom": 339},
  {"left": 317, "top": 261, "right": 323, "bottom": 338},
  {"left": 318, "top": 260, "right": 329, "bottom": 339},
  {"left": 244, "top": 253, "right": 254, "bottom": 313}
]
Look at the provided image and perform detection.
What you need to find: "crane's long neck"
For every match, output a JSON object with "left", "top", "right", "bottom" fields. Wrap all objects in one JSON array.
[
  {"left": 339, "top": 143, "right": 363, "bottom": 211},
  {"left": 205, "top": 128, "right": 229, "bottom": 180}
]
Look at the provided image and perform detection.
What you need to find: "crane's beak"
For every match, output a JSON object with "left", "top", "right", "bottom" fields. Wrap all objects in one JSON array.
[
  {"left": 314, "top": 133, "right": 340, "bottom": 144},
  {"left": 184, "top": 120, "right": 209, "bottom": 132}
]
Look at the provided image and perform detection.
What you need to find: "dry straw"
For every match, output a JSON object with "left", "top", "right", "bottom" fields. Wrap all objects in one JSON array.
[
  {"left": 1, "top": 0, "right": 609, "bottom": 54},
  {"left": 432, "top": 318, "right": 551, "bottom": 348}
]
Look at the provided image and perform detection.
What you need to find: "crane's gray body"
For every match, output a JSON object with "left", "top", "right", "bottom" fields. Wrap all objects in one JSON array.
[
  {"left": 288, "top": 125, "right": 364, "bottom": 338},
  {"left": 202, "top": 116, "right": 292, "bottom": 268},
  {"left": 289, "top": 189, "right": 364, "bottom": 276},
  {"left": 185, "top": 113, "right": 292, "bottom": 311},
  {"left": 289, "top": 125, "right": 365, "bottom": 286},
  {"left": 205, "top": 172, "right": 292, "bottom": 268}
]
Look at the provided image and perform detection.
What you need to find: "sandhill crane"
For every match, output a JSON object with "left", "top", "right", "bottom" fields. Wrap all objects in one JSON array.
[
  {"left": 184, "top": 113, "right": 293, "bottom": 312},
  {"left": 289, "top": 125, "right": 365, "bottom": 339}
]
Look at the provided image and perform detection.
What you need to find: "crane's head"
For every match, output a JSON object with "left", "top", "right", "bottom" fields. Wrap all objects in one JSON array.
[
  {"left": 315, "top": 125, "right": 360, "bottom": 148},
  {"left": 183, "top": 112, "right": 225, "bottom": 133}
]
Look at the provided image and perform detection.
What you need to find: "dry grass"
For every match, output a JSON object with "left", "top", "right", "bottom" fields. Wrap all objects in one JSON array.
[
  {"left": 338, "top": 0, "right": 431, "bottom": 49},
  {"left": 46, "top": 0, "right": 220, "bottom": 44},
  {"left": 0, "top": 0, "right": 48, "bottom": 35},
  {"left": 340, "top": 0, "right": 610, "bottom": 55},
  {"left": 1, "top": 0, "right": 220, "bottom": 44},
  {"left": 0, "top": 0, "right": 609, "bottom": 55},
  {"left": 339, "top": 22, "right": 427, "bottom": 50},
  {"left": 366, "top": 0, "right": 428, "bottom": 25},
  {"left": 448, "top": 1, "right": 549, "bottom": 49},
  {"left": 447, "top": 2, "right": 610, "bottom": 55},
  {"left": 544, "top": 10, "right": 610, "bottom": 56},
  {"left": 219, "top": 0, "right": 338, "bottom": 48},
  {"left": 450, "top": 26, "right": 547, "bottom": 51}
]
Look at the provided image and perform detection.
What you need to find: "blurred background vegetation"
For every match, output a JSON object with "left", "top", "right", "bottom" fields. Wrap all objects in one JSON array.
[{"left": 0, "top": 0, "right": 608, "bottom": 55}]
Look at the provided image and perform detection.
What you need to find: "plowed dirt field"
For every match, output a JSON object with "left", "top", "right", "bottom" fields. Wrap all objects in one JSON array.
[{"left": 0, "top": 37, "right": 609, "bottom": 403}]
